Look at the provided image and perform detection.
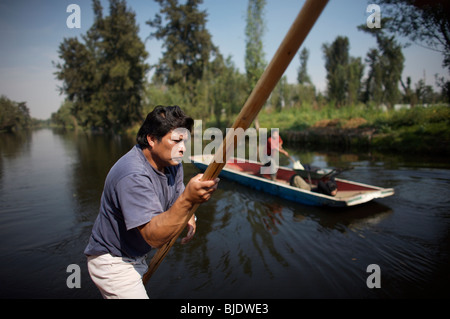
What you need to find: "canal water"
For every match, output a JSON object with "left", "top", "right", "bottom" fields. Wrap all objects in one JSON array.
[{"left": 0, "top": 128, "right": 449, "bottom": 299}]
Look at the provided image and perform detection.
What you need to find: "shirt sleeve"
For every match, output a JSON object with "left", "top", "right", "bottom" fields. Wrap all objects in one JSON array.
[
  {"left": 116, "top": 173, "right": 163, "bottom": 231},
  {"left": 167, "top": 163, "right": 185, "bottom": 208},
  {"left": 176, "top": 164, "right": 185, "bottom": 194}
]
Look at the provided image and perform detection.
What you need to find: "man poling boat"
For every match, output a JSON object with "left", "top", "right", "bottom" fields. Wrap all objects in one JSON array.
[{"left": 84, "top": 106, "right": 220, "bottom": 299}]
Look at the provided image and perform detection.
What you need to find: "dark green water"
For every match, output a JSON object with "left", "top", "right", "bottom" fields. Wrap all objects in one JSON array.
[{"left": 1, "top": 128, "right": 449, "bottom": 298}]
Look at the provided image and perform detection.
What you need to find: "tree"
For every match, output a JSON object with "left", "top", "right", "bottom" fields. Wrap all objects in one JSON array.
[
  {"left": 376, "top": 0, "right": 450, "bottom": 71},
  {"left": 245, "top": 0, "right": 266, "bottom": 128},
  {"left": 400, "top": 76, "right": 417, "bottom": 107},
  {"left": 415, "top": 79, "right": 436, "bottom": 104},
  {"left": 435, "top": 74, "right": 450, "bottom": 102},
  {"left": 297, "top": 48, "right": 311, "bottom": 85},
  {"left": 359, "top": 24, "right": 405, "bottom": 108},
  {"left": 272, "top": 76, "right": 288, "bottom": 111},
  {"left": 363, "top": 48, "right": 383, "bottom": 105},
  {"left": 54, "top": 37, "right": 97, "bottom": 126},
  {"left": 51, "top": 100, "right": 78, "bottom": 129},
  {"left": 209, "top": 54, "right": 247, "bottom": 127},
  {"left": 347, "top": 57, "right": 365, "bottom": 105},
  {"left": 148, "top": 0, "right": 216, "bottom": 95},
  {"left": 98, "top": 0, "right": 149, "bottom": 129},
  {"left": 0, "top": 95, "right": 32, "bottom": 132},
  {"left": 295, "top": 47, "right": 316, "bottom": 107},
  {"left": 322, "top": 36, "right": 350, "bottom": 106},
  {"left": 55, "top": 0, "right": 149, "bottom": 131},
  {"left": 322, "top": 36, "right": 365, "bottom": 107},
  {"left": 245, "top": 0, "right": 267, "bottom": 94}
]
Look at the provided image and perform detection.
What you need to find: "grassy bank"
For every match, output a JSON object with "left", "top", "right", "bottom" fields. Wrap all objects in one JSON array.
[
  {"left": 257, "top": 103, "right": 384, "bottom": 131},
  {"left": 257, "top": 104, "right": 450, "bottom": 155}
]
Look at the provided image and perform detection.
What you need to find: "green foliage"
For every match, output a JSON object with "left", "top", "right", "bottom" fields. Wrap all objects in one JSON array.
[
  {"left": 54, "top": 0, "right": 149, "bottom": 132},
  {"left": 370, "top": 105, "right": 450, "bottom": 153},
  {"left": 143, "top": 53, "right": 248, "bottom": 128},
  {"left": 207, "top": 55, "right": 248, "bottom": 127},
  {"left": 147, "top": 0, "right": 215, "bottom": 94},
  {"left": 50, "top": 100, "right": 77, "bottom": 129},
  {"left": 372, "top": 105, "right": 450, "bottom": 130},
  {"left": 0, "top": 95, "right": 32, "bottom": 132},
  {"left": 245, "top": 0, "right": 267, "bottom": 93},
  {"left": 322, "top": 36, "right": 364, "bottom": 107},
  {"left": 297, "top": 48, "right": 311, "bottom": 85},
  {"left": 358, "top": 24, "right": 405, "bottom": 109},
  {"left": 257, "top": 102, "right": 450, "bottom": 154}
]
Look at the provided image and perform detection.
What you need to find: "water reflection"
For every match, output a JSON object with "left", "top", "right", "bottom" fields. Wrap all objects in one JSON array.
[
  {"left": 291, "top": 201, "right": 393, "bottom": 234},
  {"left": 0, "top": 130, "right": 32, "bottom": 157},
  {"left": 0, "top": 130, "right": 32, "bottom": 180},
  {"left": 261, "top": 203, "right": 285, "bottom": 234},
  {"left": 56, "top": 130, "right": 135, "bottom": 223}
]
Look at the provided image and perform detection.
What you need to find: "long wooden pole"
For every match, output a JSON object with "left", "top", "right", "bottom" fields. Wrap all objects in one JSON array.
[{"left": 143, "top": 0, "right": 329, "bottom": 285}]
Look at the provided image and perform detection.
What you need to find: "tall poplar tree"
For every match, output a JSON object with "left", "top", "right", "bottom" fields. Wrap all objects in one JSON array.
[
  {"left": 297, "top": 48, "right": 311, "bottom": 85},
  {"left": 322, "top": 36, "right": 364, "bottom": 106},
  {"left": 245, "top": 0, "right": 266, "bottom": 127},
  {"left": 322, "top": 36, "right": 350, "bottom": 106},
  {"left": 296, "top": 47, "right": 316, "bottom": 107},
  {"left": 245, "top": 0, "right": 267, "bottom": 94}
]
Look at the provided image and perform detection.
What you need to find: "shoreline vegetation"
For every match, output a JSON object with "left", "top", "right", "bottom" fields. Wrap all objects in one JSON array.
[
  {"left": 257, "top": 103, "right": 450, "bottom": 155},
  {"left": 2, "top": 93, "right": 449, "bottom": 156},
  {"left": 5, "top": 81, "right": 446, "bottom": 156}
]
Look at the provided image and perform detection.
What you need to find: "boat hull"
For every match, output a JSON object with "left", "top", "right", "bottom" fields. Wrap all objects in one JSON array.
[{"left": 189, "top": 155, "right": 394, "bottom": 207}]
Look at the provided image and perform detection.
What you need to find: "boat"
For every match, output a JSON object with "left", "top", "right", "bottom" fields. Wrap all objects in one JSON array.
[{"left": 189, "top": 154, "right": 394, "bottom": 207}]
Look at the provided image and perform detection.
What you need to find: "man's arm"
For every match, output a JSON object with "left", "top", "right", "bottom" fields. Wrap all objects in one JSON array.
[
  {"left": 279, "top": 147, "right": 289, "bottom": 157},
  {"left": 278, "top": 137, "right": 289, "bottom": 157},
  {"left": 138, "top": 174, "right": 219, "bottom": 248}
]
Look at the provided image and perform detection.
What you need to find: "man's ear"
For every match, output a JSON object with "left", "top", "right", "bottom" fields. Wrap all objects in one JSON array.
[{"left": 146, "top": 135, "right": 156, "bottom": 148}]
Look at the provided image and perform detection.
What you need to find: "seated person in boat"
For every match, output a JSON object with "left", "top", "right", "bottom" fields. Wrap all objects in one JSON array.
[
  {"left": 262, "top": 129, "right": 289, "bottom": 181},
  {"left": 290, "top": 174, "right": 338, "bottom": 196}
]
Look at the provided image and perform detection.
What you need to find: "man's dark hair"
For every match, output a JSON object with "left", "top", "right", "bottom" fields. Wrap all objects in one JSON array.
[{"left": 136, "top": 105, "right": 194, "bottom": 148}]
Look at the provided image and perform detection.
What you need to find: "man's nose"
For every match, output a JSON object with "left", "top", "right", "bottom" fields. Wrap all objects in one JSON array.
[{"left": 178, "top": 141, "right": 186, "bottom": 153}]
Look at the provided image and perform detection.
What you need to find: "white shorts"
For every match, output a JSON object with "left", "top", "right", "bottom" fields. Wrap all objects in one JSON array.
[{"left": 87, "top": 253, "right": 149, "bottom": 299}]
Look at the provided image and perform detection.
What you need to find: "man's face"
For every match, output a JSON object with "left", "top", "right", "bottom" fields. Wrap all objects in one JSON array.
[{"left": 148, "top": 128, "right": 189, "bottom": 167}]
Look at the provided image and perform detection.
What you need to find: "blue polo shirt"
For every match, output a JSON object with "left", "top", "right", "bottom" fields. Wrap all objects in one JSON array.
[{"left": 84, "top": 145, "right": 185, "bottom": 258}]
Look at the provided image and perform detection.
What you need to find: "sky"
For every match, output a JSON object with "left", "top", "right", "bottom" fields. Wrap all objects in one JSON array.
[{"left": 0, "top": 0, "right": 448, "bottom": 120}]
